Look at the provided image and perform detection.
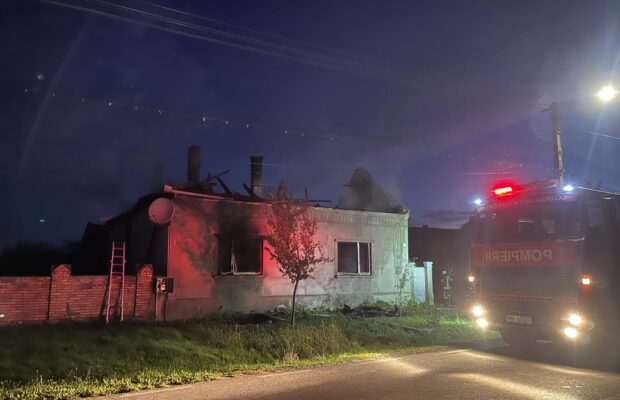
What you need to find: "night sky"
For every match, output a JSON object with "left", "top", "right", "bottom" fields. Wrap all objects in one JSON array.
[{"left": 1, "top": 0, "right": 620, "bottom": 249}]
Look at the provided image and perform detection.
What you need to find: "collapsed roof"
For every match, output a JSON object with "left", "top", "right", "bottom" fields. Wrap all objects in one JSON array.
[{"left": 337, "top": 168, "right": 407, "bottom": 214}]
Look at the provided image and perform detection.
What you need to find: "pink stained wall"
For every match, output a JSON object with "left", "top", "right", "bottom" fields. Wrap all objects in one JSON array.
[{"left": 164, "top": 193, "right": 409, "bottom": 320}]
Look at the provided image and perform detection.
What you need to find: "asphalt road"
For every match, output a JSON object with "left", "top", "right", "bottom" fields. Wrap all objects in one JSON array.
[{"left": 101, "top": 340, "right": 620, "bottom": 400}]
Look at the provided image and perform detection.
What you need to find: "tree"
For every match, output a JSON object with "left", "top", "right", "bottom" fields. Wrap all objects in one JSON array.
[
  {"left": 265, "top": 188, "right": 332, "bottom": 325},
  {"left": 394, "top": 258, "right": 414, "bottom": 316}
]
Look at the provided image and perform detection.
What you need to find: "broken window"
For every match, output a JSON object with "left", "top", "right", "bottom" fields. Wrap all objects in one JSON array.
[
  {"left": 337, "top": 242, "right": 371, "bottom": 274},
  {"left": 218, "top": 236, "right": 263, "bottom": 275}
]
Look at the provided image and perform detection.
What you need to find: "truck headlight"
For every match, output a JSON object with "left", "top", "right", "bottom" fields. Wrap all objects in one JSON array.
[
  {"left": 471, "top": 305, "right": 485, "bottom": 317},
  {"left": 476, "top": 318, "right": 489, "bottom": 329},
  {"left": 568, "top": 313, "right": 582, "bottom": 326},
  {"left": 563, "top": 326, "right": 578, "bottom": 339}
]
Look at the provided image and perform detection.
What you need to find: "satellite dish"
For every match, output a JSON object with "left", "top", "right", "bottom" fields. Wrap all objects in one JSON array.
[{"left": 148, "top": 198, "right": 175, "bottom": 225}]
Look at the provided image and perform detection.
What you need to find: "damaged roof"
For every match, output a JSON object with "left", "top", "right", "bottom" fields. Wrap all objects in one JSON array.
[
  {"left": 106, "top": 159, "right": 408, "bottom": 223},
  {"left": 336, "top": 168, "right": 407, "bottom": 214}
]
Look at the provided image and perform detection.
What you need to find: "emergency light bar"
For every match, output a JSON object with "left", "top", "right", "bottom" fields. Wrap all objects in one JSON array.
[{"left": 492, "top": 186, "right": 513, "bottom": 196}]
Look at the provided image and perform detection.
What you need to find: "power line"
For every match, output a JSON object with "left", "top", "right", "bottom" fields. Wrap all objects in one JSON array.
[
  {"left": 132, "top": 0, "right": 362, "bottom": 60},
  {"left": 39, "top": 0, "right": 520, "bottom": 93},
  {"left": 39, "top": 0, "right": 419, "bottom": 86},
  {"left": 99, "top": 0, "right": 375, "bottom": 71},
  {"left": 588, "top": 131, "right": 620, "bottom": 141}
]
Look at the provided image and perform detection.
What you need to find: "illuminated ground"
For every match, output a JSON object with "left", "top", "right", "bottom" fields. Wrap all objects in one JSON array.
[{"left": 96, "top": 339, "right": 620, "bottom": 400}]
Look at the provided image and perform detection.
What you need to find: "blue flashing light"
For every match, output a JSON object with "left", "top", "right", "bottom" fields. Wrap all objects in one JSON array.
[
  {"left": 562, "top": 184, "right": 574, "bottom": 192},
  {"left": 474, "top": 198, "right": 483, "bottom": 206}
]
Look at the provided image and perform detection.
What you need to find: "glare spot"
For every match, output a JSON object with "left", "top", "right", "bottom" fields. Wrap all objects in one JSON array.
[
  {"left": 378, "top": 357, "right": 428, "bottom": 376},
  {"left": 563, "top": 326, "right": 578, "bottom": 339},
  {"left": 453, "top": 373, "right": 579, "bottom": 400},
  {"left": 596, "top": 84, "right": 618, "bottom": 104},
  {"left": 36, "top": 73, "right": 45, "bottom": 80}
]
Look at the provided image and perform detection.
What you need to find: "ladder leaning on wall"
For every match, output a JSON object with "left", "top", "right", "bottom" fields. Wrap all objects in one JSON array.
[{"left": 105, "top": 241, "right": 126, "bottom": 323}]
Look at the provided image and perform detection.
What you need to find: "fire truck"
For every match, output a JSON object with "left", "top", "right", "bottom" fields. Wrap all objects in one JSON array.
[{"left": 468, "top": 179, "right": 620, "bottom": 348}]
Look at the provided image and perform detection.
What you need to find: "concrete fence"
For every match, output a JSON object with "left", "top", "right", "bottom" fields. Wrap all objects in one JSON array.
[
  {"left": 0, "top": 264, "right": 156, "bottom": 325},
  {"left": 411, "top": 261, "right": 434, "bottom": 304}
]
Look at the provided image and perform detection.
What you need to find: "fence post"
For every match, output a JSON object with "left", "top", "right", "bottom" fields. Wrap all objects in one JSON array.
[
  {"left": 423, "top": 261, "right": 434, "bottom": 304},
  {"left": 48, "top": 264, "right": 72, "bottom": 321},
  {"left": 134, "top": 264, "right": 154, "bottom": 320}
]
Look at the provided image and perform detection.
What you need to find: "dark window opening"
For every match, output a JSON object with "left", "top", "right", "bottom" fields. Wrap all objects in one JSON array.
[
  {"left": 338, "top": 242, "right": 371, "bottom": 274},
  {"left": 218, "top": 236, "right": 262, "bottom": 275}
]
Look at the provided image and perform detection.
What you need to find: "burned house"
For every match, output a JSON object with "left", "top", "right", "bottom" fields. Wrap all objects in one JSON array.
[{"left": 80, "top": 146, "right": 410, "bottom": 320}]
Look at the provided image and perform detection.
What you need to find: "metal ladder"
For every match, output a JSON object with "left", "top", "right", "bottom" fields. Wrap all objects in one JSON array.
[{"left": 105, "top": 241, "right": 126, "bottom": 323}]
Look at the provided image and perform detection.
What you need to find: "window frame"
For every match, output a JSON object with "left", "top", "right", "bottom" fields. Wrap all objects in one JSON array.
[
  {"left": 336, "top": 241, "right": 372, "bottom": 276},
  {"left": 216, "top": 234, "right": 264, "bottom": 276}
]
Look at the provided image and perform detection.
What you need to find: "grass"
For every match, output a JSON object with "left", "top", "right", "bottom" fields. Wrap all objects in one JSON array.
[{"left": 0, "top": 306, "right": 496, "bottom": 399}]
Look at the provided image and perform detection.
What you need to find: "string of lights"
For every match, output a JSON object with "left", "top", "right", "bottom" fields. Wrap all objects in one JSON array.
[
  {"left": 11, "top": 88, "right": 561, "bottom": 175},
  {"left": 8, "top": 87, "right": 619, "bottom": 192},
  {"left": 17, "top": 88, "right": 430, "bottom": 150}
]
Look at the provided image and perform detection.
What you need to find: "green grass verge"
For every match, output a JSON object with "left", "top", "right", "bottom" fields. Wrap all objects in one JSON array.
[{"left": 0, "top": 313, "right": 496, "bottom": 399}]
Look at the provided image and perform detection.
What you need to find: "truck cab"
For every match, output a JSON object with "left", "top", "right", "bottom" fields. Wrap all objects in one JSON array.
[{"left": 469, "top": 180, "right": 620, "bottom": 347}]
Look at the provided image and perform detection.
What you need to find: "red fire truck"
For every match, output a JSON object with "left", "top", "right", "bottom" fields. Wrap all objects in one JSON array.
[{"left": 468, "top": 179, "right": 620, "bottom": 348}]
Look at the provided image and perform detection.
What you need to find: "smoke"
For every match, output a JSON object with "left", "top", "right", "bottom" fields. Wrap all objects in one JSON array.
[{"left": 417, "top": 209, "right": 470, "bottom": 227}]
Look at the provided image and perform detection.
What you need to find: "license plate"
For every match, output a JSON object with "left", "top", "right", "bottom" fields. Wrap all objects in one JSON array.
[{"left": 505, "top": 315, "right": 532, "bottom": 325}]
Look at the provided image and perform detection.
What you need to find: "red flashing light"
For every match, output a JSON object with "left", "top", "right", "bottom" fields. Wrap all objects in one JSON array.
[
  {"left": 490, "top": 181, "right": 520, "bottom": 198},
  {"left": 492, "top": 186, "right": 513, "bottom": 196}
]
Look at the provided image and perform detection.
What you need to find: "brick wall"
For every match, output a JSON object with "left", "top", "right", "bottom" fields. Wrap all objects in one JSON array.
[
  {"left": 0, "top": 276, "right": 50, "bottom": 323},
  {"left": 0, "top": 264, "right": 156, "bottom": 325}
]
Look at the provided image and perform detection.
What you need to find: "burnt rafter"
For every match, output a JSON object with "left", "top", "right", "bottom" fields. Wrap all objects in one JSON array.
[
  {"left": 243, "top": 183, "right": 262, "bottom": 199},
  {"left": 216, "top": 176, "right": 233, "bottom": 196},
  {"left": 204, "top": 169, "right": 231, "bottom": 183}
]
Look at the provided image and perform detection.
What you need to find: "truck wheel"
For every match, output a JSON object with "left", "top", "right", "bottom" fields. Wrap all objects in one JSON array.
[{"left": 500, "top": 329, "right": 536, "bottom": 349}]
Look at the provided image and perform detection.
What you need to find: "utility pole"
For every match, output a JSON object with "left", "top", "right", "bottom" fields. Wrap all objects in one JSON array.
[{"left": 542, "top": 102, "right": 564, "bottom": 185}]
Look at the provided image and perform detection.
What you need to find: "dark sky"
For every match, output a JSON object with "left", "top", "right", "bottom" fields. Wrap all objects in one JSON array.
[{"left": 1, "top": 0, "right": 620, "bottom": 248}]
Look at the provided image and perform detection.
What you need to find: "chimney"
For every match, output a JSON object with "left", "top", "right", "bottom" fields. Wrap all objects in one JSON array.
[
  {"left": 250, "top": 155, "right": 263, "bottom": 197},
  {"left": 187, "top": 145, "right": 201, "bottom": 185}
]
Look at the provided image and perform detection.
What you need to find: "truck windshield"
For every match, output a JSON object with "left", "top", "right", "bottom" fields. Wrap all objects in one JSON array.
[{"left": 474, "top": 201, "right": 583, "bottom": 244}]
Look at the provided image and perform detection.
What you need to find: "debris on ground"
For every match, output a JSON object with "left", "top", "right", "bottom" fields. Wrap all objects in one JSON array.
[
  {"left": 236, "top": 313, "right": 286, "bottom": 324},
  {"left": 346, "top": 304, "right": 399, "bottom": 318},
  {"left": 403, "top": 326, "right": 434, "bottom": 335}
]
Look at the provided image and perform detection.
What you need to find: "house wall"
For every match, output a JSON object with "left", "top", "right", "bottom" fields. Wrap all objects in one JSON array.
[
  {"left": 164, "top": 194, "right": 409, "bottom": 320},
  {"left": 107, "top": 209, "right": 169, "bottom": 276},
  {"left": 0, "top": 264, "right": 155, "bottom": 325}
]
